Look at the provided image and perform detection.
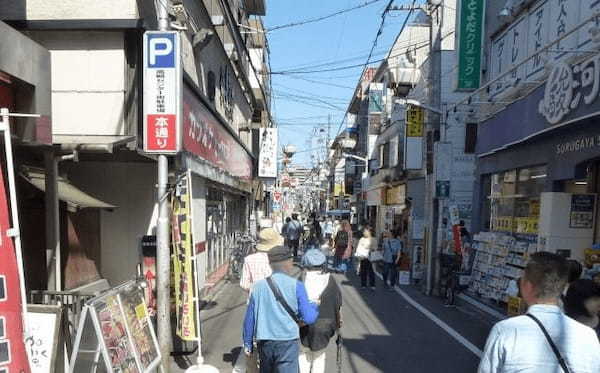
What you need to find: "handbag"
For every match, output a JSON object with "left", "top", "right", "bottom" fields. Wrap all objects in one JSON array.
[
  {"left": 354, "top": 239, "right": 370, "bottom": 259},
  {"left": 369, "top": 251, "right": 384, "bottom": 262},
  {"left": 526, "top": 314, "right": 572, "bottom": 373}
]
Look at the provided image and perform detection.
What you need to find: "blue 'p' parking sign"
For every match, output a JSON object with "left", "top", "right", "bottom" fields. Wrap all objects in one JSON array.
[{"left": 146, "top": 33, "right": 176, "bottom": 68}]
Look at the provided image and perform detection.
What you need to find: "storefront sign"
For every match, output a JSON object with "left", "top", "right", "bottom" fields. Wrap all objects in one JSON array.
[
  {"left": 143, "top": 31, "right": 181, "bottom": 153},
  {"left": 436, "top": 181, "right": 450, "bottom": 199},
  {"left": 457, "top": 0, "right": 484, "bottom": 90},
  {"left": 183, "top": 85, "right": 253, "bottom": 180},
  {"left": 368, "top": 83, "right": 383, "bottom": 113},
  {"left": 0, "top": 159, "right": 30, "bottom": 373},
  {"left": 386, "top": 184, "right": 406, "bottom": 205},
  {"left": 258, "top": 128, "right": 277, "bottom": 178},
  {"left": 405, "top": 105, "right": 424, "bottom": 170},
  {"left": 570, "top": 194, "right": 595, "bottom": 229}
]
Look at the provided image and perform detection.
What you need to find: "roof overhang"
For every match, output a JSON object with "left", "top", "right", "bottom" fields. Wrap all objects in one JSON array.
[
  {"left": 53, "top": 135, "right": 136, "bottom": 153},
  {"left": 21, "top": 167, "right": 117, "bottom": 211}
]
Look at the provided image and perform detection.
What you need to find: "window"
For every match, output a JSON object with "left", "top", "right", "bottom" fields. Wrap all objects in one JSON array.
[
  {"left": 487, "top": 166, "right": 546, "bottom": 235},
  {"left": 379, "top": 143, "right": 391, "bottom": 168},
  {"left": 465, "top": 123, "right": 478, "bottom": 154}
]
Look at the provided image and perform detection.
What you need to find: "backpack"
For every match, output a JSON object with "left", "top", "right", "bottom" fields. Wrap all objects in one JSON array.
[{"left": 335, "top": 230, "right": 349, "bottom": 249}]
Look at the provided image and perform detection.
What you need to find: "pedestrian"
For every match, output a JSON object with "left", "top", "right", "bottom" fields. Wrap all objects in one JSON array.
[
  {"left": 242, "top": 245, "right": 319, "bottom": 373},
  {"left": 355, "top": 228, "right": 377, "bottom": 290},
  {"left": 564, "top": 279, "right": 600, "bottom": 339},
  {"left": 282, "top": 217, "right": 292, "bottom": 248},
  {"left": 310, "top": 212, "right": 323, "bottom": 244},
  {"left": 382, "top": 231, "right": 403, "bottom": 290},
  {"left": 239, "top": 228, "right": 278, "bottom": 293},
  {"left": 560, "top": 259, "right": 584, "bottom": 308},
  {"left": 236, "top": 228, "right": 280, "bottom": 373},
  {"left": 478, "top": 252, "right": 600, "bottom": 373},
  {"left": 286, "top": 213, "right": 304, "bottom": 259},
  {"left": 324, "top": 217, "right": 334, "bottom": 243},
  {"left": 298, "top": 249, "right": 342, "bottom": 373},
  {"left": 333, "top": 220, "right": 352, "bottom": 273}
]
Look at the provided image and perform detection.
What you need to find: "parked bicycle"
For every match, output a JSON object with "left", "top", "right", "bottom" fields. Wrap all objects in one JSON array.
[
  {"left": 439, "top": 253, "right": 470, "bottom": 306},
  {"left": 227, "top": 233, "right": 256, "bottom": 281}
]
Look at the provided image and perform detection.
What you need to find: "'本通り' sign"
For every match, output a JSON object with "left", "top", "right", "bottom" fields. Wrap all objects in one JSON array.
[
  {"left": 143, "top": 31, "right": 181, "bottom": 153},
  {"left": 457, "top": 0, "right": 484, "bottom": 90}
]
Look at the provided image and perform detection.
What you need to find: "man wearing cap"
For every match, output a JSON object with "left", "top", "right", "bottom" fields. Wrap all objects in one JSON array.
[
  {"left": 240, "top": 228, "right": 280, "bottom": 292},
  {"left": 242, "top": 245, "right": 319, "bottom": 373}
]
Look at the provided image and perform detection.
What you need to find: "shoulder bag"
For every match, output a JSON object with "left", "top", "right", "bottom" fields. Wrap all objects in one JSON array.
[
  {"left": 526, "top": 313, "right": 572, "bottom": 373},
  {"left": 266, "top": 276, "right": 302, "bottom": 325}
]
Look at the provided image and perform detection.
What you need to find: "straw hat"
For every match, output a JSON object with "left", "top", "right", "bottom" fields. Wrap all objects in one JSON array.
[{"left": 256, "top": 228, "right": 284, "bottom": 252}]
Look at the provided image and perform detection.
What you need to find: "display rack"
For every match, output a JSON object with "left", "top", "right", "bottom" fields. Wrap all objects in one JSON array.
[{"left": 469, "top": 232, "right": 537, "bottom": 303}]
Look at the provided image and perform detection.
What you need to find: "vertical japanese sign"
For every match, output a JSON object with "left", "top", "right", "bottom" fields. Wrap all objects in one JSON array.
[
  {"left": 457, "top": 0, "right": 484, "bottom": 90},
  {"left": 258, "top": 128, "right": 278, "bottom": 178},
  {"left": 0, "top": 160, "right": 30, "bottom": 373},
  {"left": 404, "top": 105, "right": 424, "bottom": 170},
  {"left": 143, "top": 31, "right": 181, "bottom": 153},
  {"left": 171, "top": 173, "right": 198, "bottom": 341}
]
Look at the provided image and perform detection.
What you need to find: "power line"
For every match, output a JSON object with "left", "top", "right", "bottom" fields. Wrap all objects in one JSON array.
[
  {"left": 270, "top": 40, "right": 429, "bottom": 75},
  {"left": 267, "top": 0, "right": 384, "bottom": 32},
  {"left": 279, "top": 74, "right": 357, "bottom": 90}
]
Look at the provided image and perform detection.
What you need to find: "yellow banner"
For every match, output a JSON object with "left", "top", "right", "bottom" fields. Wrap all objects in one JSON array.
[
  {"left": 406, "top": 105, "right": 424, "bottom": 137},
  {"left": 172, "top": 174, "right": 197, "bottom": 341}
]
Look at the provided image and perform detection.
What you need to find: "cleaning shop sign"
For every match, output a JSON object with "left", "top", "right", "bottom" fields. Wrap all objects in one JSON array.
[{"left": 556, "top": 134, "right": 600, "bottom": 156}]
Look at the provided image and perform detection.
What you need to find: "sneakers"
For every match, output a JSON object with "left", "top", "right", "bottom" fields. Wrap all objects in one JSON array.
[{"left": 370, "top": 286, "right": 376, "bottom": 291}]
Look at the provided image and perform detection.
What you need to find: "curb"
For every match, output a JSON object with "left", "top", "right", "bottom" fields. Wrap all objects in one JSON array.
[{"left": 456, "top": 293, "right": 506, "bottom": 321}]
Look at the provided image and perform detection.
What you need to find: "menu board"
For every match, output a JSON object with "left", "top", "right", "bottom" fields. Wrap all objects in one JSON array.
[
  {"left": 118, "top": 287, "right": 159, "bottom": 371},
  {"left": 25, "top": 305, "right": 63, "bottom": 373},
  {"left": 570, "top": 194, "right": 595, "bottom": 229},
  {"left": 70, "top": 282, "right": 161, "bottom": 373},
  {"left": 95, "top": 294, "right": 139, "bottom": 372}
]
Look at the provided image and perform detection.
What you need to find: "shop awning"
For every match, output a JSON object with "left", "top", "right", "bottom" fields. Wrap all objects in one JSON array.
[
  {"left": 21, "top": 167, "right": 117, "bottom": 211},
  {"left": 53, "top": 135, "right": 136, "bottom": 152}
]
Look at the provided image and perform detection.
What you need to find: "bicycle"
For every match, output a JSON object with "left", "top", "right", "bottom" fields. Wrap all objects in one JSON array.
[
  {"left": 439, "top": 253, "right": 469, "bottom": 306},
  {"left": 227, "top": 233, "right": 256, "bottom": 282}
]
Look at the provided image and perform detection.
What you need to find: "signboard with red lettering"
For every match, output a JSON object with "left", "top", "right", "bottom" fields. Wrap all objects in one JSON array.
[
  {"left": 182, "top": 85, "right": 253, "bottom": 180},
  {"left": 0, "top": 161, "right": 30, "bottom": 372},
  {"left": 143, "top": 31, "right": 181, "bottom": 153}
]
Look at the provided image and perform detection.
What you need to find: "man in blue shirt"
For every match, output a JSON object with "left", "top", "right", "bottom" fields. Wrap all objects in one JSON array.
[
  {"left": 382, "top": 231, "right": 403, "bottom": 289},
  {"left": 243, "top": 245, "right": 319, "bottom": 373}
]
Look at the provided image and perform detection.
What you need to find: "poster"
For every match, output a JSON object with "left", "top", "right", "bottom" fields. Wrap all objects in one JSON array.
[
  {"left": 0, "top": 159, "right": 30, "bottom": 373},
  {"left": 570, "top": 194, "right": 595, "bottom": 229},
  {"left": 171, "top": 173, "right": 198, "bottom": 341},
  {"left": 258, "top": 128, "right": 278, "bottom": 178},
  {"left": 70, "top": 282, "right": 161, "bottom": 373},
  {"left": 140, "top": 236, "right": 156, "bottom": 317},
  {"left": 95, "top": 294, "right": 139, "bottom": 372},
  {"left": 118, "top": 287, "right": 159, "bottom": 371}
]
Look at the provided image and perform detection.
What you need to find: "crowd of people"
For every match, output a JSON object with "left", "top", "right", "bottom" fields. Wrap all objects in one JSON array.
[{"left": 237, "top": 212, "right": 600, "bottom": 373}]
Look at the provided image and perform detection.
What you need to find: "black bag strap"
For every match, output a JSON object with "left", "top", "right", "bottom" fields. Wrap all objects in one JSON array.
[
  {"left": 266, "top": 276, "right": 301, "bottom": 324},
  {"left": 526, "top": 314, "right": 572, "bottom": 373}
]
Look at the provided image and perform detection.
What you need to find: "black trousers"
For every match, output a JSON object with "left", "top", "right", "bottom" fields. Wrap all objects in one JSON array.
[
  {"left": 359, "top": 258, "right": 375, "bottom": 287},
  {"left": 288, "top": 239, "right": 300, "bottom": 257}
]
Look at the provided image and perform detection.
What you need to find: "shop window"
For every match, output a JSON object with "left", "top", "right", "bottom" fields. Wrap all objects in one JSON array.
[{"left": 488, "top": 166, "right": 546, "bottom": 235}]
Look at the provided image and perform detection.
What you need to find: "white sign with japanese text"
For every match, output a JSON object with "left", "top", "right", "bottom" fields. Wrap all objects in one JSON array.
[
  {"left": 258, "top": 128, "right": 278, "bottom": 178},
  {"left": 143, "top": 31, "right": 181, "bottom": 153}
]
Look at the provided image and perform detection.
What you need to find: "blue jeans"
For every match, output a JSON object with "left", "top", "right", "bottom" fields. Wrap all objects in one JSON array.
[
  {"left": 383, "top": 257, "right": 398, "bottom": 286},
  {"left": 258, "top": 339, "right": 299, "bottom": 373}
]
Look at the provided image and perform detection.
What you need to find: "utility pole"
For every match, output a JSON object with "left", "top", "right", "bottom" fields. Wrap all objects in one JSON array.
[
  {"left": 156, "top": 0, "right": 173, "bottom": 371},
  {"left": 425, "top": 0, "right": 443, "bottom": 296}
]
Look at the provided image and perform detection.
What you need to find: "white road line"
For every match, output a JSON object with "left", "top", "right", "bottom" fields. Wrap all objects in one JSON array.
[{"left": 374, "top": 272, "right": 483, "bottom": 358}]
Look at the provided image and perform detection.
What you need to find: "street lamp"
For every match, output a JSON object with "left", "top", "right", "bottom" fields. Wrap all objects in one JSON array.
[{"left": 342, "top": 153, "right": 368, "bottom": 163}]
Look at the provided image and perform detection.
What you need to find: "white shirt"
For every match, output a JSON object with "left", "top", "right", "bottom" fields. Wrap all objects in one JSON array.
[
  {"left": 304, "top": 271, "right": 330, "bottom": 303},
  {"left": 478, "top": 304, "right": 600, "bottom": 373}
]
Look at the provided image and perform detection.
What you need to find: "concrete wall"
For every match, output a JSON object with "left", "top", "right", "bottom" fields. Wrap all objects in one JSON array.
[
  {"left": 26, "top": 31, "right": 128, "bottom": 137},
  {"left": 181, "top": 0, "right": 254, "bottom": 145},
  {"left": 0, "top": 0, "right": 139, "bottom": 20},
  {"left": 66, "top": 161, "right": 157, "bottom": 286}
]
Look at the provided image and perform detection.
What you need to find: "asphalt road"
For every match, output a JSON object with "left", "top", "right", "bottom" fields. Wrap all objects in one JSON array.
[{"left": 192, "top": 266, "right": 495, "bottom": 373}]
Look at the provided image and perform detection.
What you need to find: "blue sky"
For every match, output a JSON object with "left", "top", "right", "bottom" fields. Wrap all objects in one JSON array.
[{"left": 264, "top": 0, "right": 412, "bottom": 166}]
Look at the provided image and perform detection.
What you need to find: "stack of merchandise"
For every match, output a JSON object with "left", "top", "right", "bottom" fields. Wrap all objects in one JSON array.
[{"left": 469, "top": 232, "right": 537, "bottom": 303}]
